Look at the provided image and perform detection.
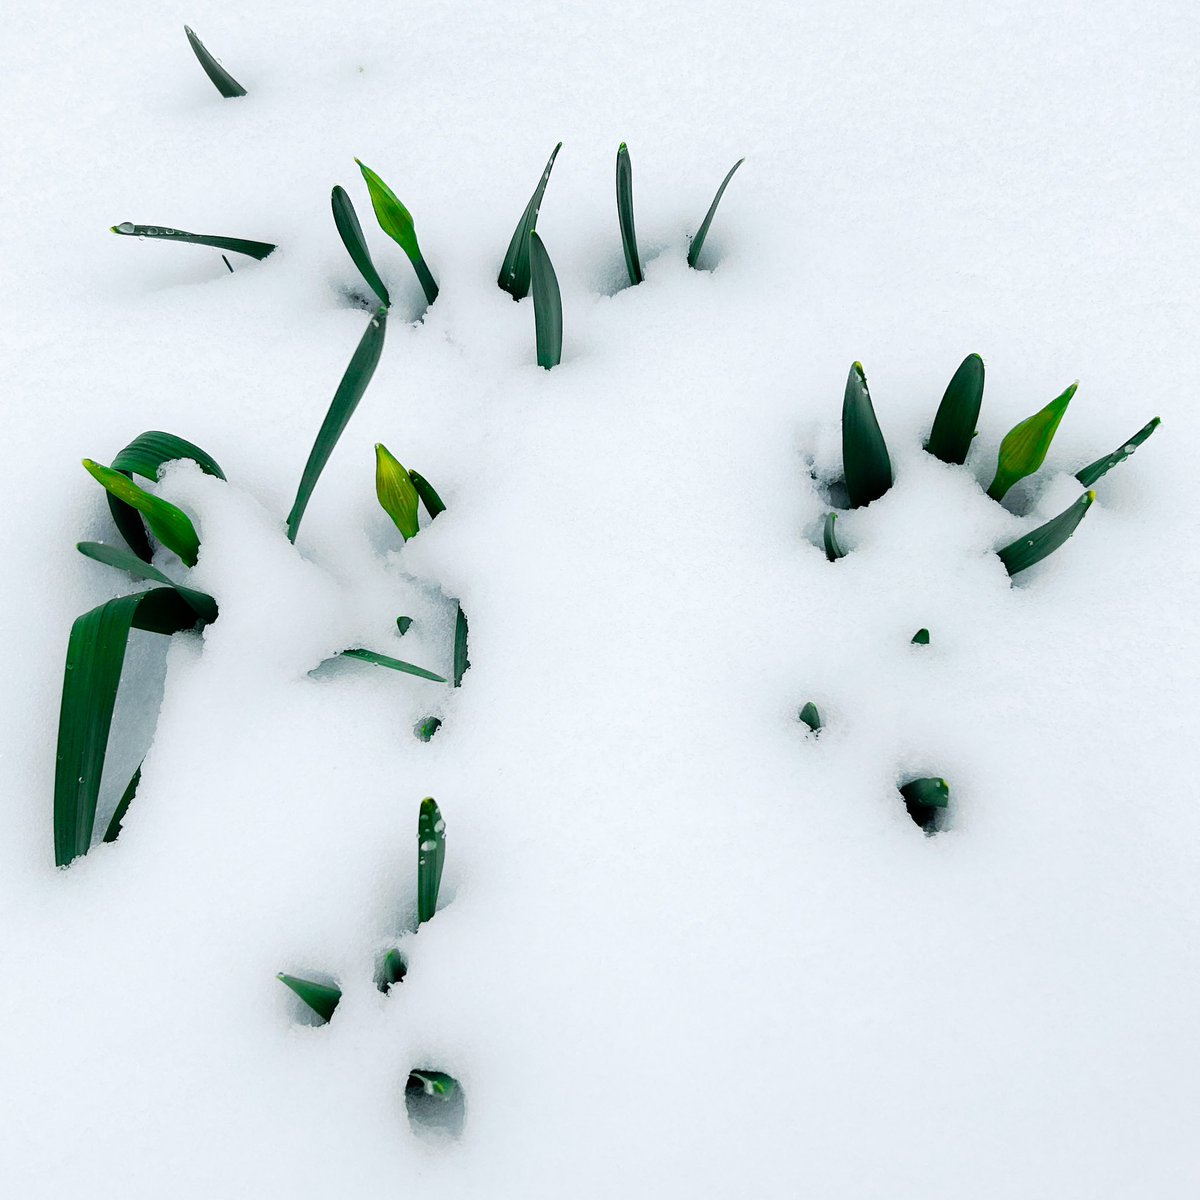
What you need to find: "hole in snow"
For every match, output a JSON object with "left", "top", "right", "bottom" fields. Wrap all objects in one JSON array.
[
  {"left": 898, "top": 776, "right": 952, "bottom": 836},
  {"left": 405, "top": 1070, "right": 465, "bottom": 1138}
]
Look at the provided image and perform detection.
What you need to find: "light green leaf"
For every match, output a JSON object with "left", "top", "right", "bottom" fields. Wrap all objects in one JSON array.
[
  {"left": 375, "top": 443, "right": 420, "bottom": 540},
  {"left": 987, "top": 382, "right": 1076, "bottom": 501},
  {"left": 355, "top": 159, "right": 438, "bottom": 305},
  {"left": 83, "top": 459, "right": 201, "bottom": 567}
]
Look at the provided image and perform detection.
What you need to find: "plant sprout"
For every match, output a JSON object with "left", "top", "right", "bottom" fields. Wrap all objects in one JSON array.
[
  {"left": 616, "top": 143, "right": 642, "bottom": 285},
  {"left": 842, "top": 362, "right": 893, "bottom": 508},
  {"left": 184, "top": 25, "right": 247, "bottom": 97},
  {"left": 987, "top": 382, "right": 1076, "bottom": 502},
  {"left": 926, "top": 353, "right": 984, "bottom": 465},
  {"left": 687, "top": 158, "right": 744, "bottom": 270},
  {"left": 498, "top": 143, "right": 563, "bottom": 300},
  {"left": 110, "top": 223, "right": 274, "bottom": 260}
]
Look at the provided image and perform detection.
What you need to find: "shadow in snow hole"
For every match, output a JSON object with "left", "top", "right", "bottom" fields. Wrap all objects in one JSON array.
[
  {"left": 899, "top": 776, "right": 952, "bottom": 836},
  {"left": 406, "top": 1070, "right": 465, "bottom": 1138}
]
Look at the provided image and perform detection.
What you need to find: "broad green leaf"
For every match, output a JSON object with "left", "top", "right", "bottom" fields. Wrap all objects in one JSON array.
[
  {"left": 1075, "top": 416, "right": 1160, "bottom": 488},
  {"left": 183, "top": 25, "right": 247, "bottom": 97},
  {"left": 355, "top": 159, "right": 439, "bottom": 305},
  {"left": 415, "top": 716, "right": 442, "bottom": 742},
  {"left": 498, "top": 142, "right": 563, "bottom": 299},
  {"left": 997, "top": 490, "right": 1094, "bottom": 578},
  {"left": 77, "top": 542, "right": 218, "bottom": 624},
  {"left": 986, "top": 382, "right": 1076, "bottom": 501},
  {"left": 900, "top": 777, "right": 949, "bottom": 832},
  {"left": 83, "top": 459, "right": 200, "bottom": 567},
  {"left": 529, "top": 231, "right": 562, "bottom": 369},
  {"left": 332, "top": 185, "right": 390, "bottom": 308},
  {"left": 798, "top": 702, "right": 821, "bottom": 733},
  {"left": 408, "top": 469, "right": 446, "bottom": 519},
  {"left": 842, "top": 362, "right": 893, "bottom": 508},
  {"left": 926, "top": 353, "right": 985, "bottom": 465},
  {"left": 286, "top": 307, "right": 388, "bottom": 542},
  {"left": 453, "top": 605, "right": 469, "bottom": 688},
  {"left": 337, "top": 648, "right": 447, "bottom": 683},
  {"left": 277, "top": 973, "right": 341, "bottom": 1023},
  {"left": 822, "top": 512, "right": 845, "bottom": 562},
  {"left": 54, "top": 589, "right": 200, "bottom": 866},
  {"left": 418, "top": 797, "right": 445, "bottom": 925},
  {"left": 687, "top": 157, "right": 744, "bottom": 270},
  {"left": 911, "top": 628, "right": 930, "bottom": 645},
  {"left": 102, "top": 761, "right": 142, "bottom": 843},
  {"left": 110, "top": 223, "right": 274, "bottom": 260},
  {"left": 615, "top": 143, "right": 642, "bottom": 285},
  {"left": 407, "top": 1070, "right": 458, "bottom": 1097},
  {"left": 375, "top": 443, "right": 420, "bottom": 540}
]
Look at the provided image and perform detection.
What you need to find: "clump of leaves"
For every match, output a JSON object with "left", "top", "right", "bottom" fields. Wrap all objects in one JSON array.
[
  {"left": 842, "top": 362, "right": 893, "bottom": 508},
  {"left": 687, "top": 158, "right": 744, "bottom": 270},
  {"left": 1075, "top": 417, "right": 1160, "bottom": 487},
  {"left": 926, "top": 353, "right": 985, "bottom": 465},
  {"left": 110, "top": 223, "right": 274, "bottom": 260},
  {"left": 900, "top": 777, "right": 949, "bottom": 833},
  {"left": 418, "top": 797, "right": 446, "bottom": 925},
  {"left": 616, "top": 143, "right": 642, "bottom": 285},
  {"left": 277, "top": 974, "right": 342, "bottom": 1023},
  {"left": 798, "top": 702, "right": 822, "bottom": 734},
  {"left": 987, "top": 382, "right": 1076, "bottom": 502},
  {"left": 997, "top": 491, "right": 1094, "bottom": 578},
  {"left": 498, "top": 143, "right": 563, "bottom": 300},
  {"left": 529, "top": 230, "right": 562, "bottom": 369},
  {"left": 82, "top": 460, "right": 200, "bottom": 567},
  {"left": 356, "top": 159, "right": 439, "bottom": 306}
]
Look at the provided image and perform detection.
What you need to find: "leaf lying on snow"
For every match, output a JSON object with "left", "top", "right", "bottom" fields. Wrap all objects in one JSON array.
[
  {"left": 110, "top": 222, "right": 274, "bottom": 260},
  {"left": 77, "top": 541, "right": 218, "bottom": 624}
]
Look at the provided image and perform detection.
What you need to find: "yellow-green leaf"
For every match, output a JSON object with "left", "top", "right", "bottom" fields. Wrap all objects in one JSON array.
[
  {"left": 83, "top": 459, "right": 200, "bottom": 567},
  {"left": 375, "top": 443, "right": 420, "bottom": 540},
  {"left": 987, "top": 382, "right": 1076, "bottom": 502}
]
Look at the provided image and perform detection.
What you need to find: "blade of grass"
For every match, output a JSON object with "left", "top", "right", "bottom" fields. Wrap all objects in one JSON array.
[
  {"left": 529, "top": 231, "right": 562, "bottom": 369},
  {"left": 498, "top": 142, "right": 563, "bottom": 299},
  {"left": 418, "top": 797, "right": 446, "bottom": 925},
  {"left": 355, "top": 159, "right": 438, "bottom": 305},
  {"left": 102, "top": 762, "right": 142, "bottom": 843},
  {"left": 798, "top": 702, "right": 821, "bottom": 733},
  {"left": 111, "top": 223, "right": 274, "bottom": 260},
  {"left": 927, "top": 353, "right": 985, "bottom": 465},
  {"left": 822, "top": 512, "right": 845, "bottom": 562},
  {"left": 54, "top": 589, "right": 200, "bottom": 866},
  {"left": 332, "top": 185, "right": 390, "bottom": 308},
  {"left": 687, "top": 157, "right": 744, "bottom": 270},
  {"left": 375, "top": 443, "right": 420, "bottom": 540},
  {"left": 842, "top": 362, "right": 893, "bottom": 508},
  {"left": 83, "top": 460, "right": 200, "bottom": 567},
  {"left": 616, "top": 143, "right": 643, "bottom": 285},
  {"left": 408, "top": 469, "right": 446, "bottom": 519},
  {"left": 997, "top": 490, "right": 1095, "bottom": 577},
  {"left": 286, "top": 307, "right": 388, "bottom": 542},
  {"left": 277, "top": 974, "right": 341, "bottom": 1023},
  {"left": 183, "top": 25, "right": 247, "bottom": 98},
  {"left": 77, "top": 542, "right": 218, "bottom": 624},
  {"left": 453, "top": 605, "right": 469, "bottom": 687},
  {"left": 1075, "top": 416, "right": 1161, "bottom": 487},
  {"left": 987, "top": 382, "right": 1076, "bottom": 501},
  {"left": 337, "top": 648, "right": 447, "bottom": 683}
]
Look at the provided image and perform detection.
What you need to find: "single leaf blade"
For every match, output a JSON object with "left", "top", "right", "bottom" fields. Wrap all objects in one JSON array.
[
  {"left": 529, "top": 231, "right": 562, "bottom": 369},
  {"left": 911, "top": 628, "right": 930, "bottom": 645},
  {"left": 332, "top": 185, "right": 390, "bottom": 308},
  {"left": 417, "top": 797, "right": 446, "bottom": 925},
  {"left": 453, "top": 605, "right": 469, "bottom": 688},
  {"left": 77, "top": 541, "right": 218, "bottom": 624},
  {"left": 687, "top": 157, "right": 744, "bottom": 269},
  {"left": 277, "top": 974, "right": 341, "bottom": 1023},
  {"left": 183, "top": 25, "right": 247, "bottom": 98},
  {"left": 375, "top": 443, "right": 420, "bottom": 540},
  {"left": 987, "top": 382, "right": 1077, "bottom": 502},
  {"left": 615, "top": 143, "right": 643, "bottom": 285},
  {"left": 1075, "top": 416, "right": 1161, "bottom": 488},
  {"left": 798, "top": 702, "right": 822, "bottom": 733},
  {"left": 822, "top": 512, "right": 845, "bottom": 562},
  {"left": 355, "top": 159, "right": 438, "bottom": 304},
  {"left": 103, "top": 762, "right": 143, "bottom": 843},
  {"left": 900, "top": 777, "right": 950, "bottom": 832},
  {"left": 927, "top": 353, "right": 985, "bottom": 465},
  {"left": 997, "top": 490, "right": 1095, "bottom": 578},
  {"left": 408, "top": 469, "right": 446, "bottom": 519},
  {"left": 111, "top": 223, "right": 274, "bottom": 260},
  {"left": 842, "top": 362, "right": 893, "bottom": 508},
  {"left": 83, "top": 459, "right": 201, "bottom": 567},
  {"left": 337, "top": 648, "right": 447, "bottom": 683},
  {"left": 498, "top": 142, "right": 563, "bottom": 300}
]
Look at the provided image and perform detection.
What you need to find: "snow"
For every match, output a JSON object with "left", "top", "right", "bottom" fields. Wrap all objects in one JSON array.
[{"left": 3, "top": 0, "right": 1199, "bottom": 1195}]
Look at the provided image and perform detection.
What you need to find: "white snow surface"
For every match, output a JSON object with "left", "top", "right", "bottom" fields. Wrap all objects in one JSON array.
[{"left": 3, "top": 1, "right": 1199, "bottom": 1195}]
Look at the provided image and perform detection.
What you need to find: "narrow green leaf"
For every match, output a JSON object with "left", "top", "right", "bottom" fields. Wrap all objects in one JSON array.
[
  {"left": 927, "top": 353, "right": 985, "bottom": 465},
  {"left": 498, "top": 142, "right": 563, "bottom": 300},
  {"left": 408, "top": 469, "right": 446, "bottom": 519},
  {"left": 453, "top": 605, "right": 469, "bottom": 688},
  {"left": 355, "top": 159, "right": 439, "bottom": 305},
  {"left": 900, "top": 777, "right": 950, "bottom": 833},
  {"left": 842, "top": 362, "right": 893, "bottom": 508},
  {"left": 615, "top": 143, "right": 643, "bottom": 285},
  {"left": 110, "top": 223, "right": 274, "bottom": 260},
  {"left": 396, "top": 616, "right": 413, "bottom": 635},
  {"left": 997, "top": 490, "right": 1094, "bottom": 578},
  {"left": 529, "top": 231, "right": 562, "bottom": 369},
  {"left": 407, "top": 1070, "right": 458, "bottom": 1097},
  {"left": 418, "top": 797, "right": 446, "bottom": 925},
  {"left": 987, "top": 382, "right": 1077, "bottom": 501},
  {"left": 911, "top": 628, "right": 930, "bottom": 645},
  {"left": 338, "top": 648, "right": 447, "bottom": 683},
  {"left": 287, "top": 307, "right": 388, "bottom": 543},
  {"left": 378, "top": 950, "right": 407, "bottom": 992},
  {"left": 687, "top": 157, "right": 744, "bottom": 270},
  {"left": 183, "top": 25, "right": 247, "bottom": 98},
  {"left": 77, "top": 542, "right": 218, "bottom": 624},
  {"left": 83, "top": 459, "right": 200, "bottom": 568},
  {"left": 375, "top": 443, "right": 420, "bottom": 540},
  {"left": 332, "top": 185, "right": 390, "bottom": 308},
  {"left": 822, "top": 512, "right": 845, "bottom": 562},
  {"left": 798, "top": 702, "right": 821, "bottom": 733},
  {"left": 415, "top": 716, "right": 442, "bottom": 742},
  {"left": 277, "top": 973, "right": 341, "bottom": 1023},
  {"left": 1075, "top": 416, "right": 1161, "bottom": 488},
  {"left": 54, "top": 589, "right": 200, "bottom": 867},
  {"left": 102, "top": 762, "right": 142, "bottom": 843}
]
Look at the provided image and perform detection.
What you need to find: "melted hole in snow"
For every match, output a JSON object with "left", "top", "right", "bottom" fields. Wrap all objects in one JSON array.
[
  {"left": 809, "top": 468, "right": 852, "bottom": 512},
  {"left": 405, "top": 1070, "right": 466, "bottom": 1138},
  {"left": 899, "top": 782, "right": 952, "bottom": 837}
]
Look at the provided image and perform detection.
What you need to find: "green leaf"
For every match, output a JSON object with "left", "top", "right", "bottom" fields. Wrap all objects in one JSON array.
[
  {"left": 54, "top": 589, "right": 201, "bottom": 866},
  {"left": 407, "top": 1070, "right": 458, "bottom": 1097},
  {"left": 332, "top": 185, "right": 390, "bottom": 309},
  {"left": 899, "top": 777, "right": 949, "bottom": 833},
  {"left": 355, "top": 159, "right": 439, "bottom": 305},
  {"left": 83, "top": 459, "right": 201, "bottom": 568},
  {"left": 110, "top": 222, "right": 274, "bottom": 260},
  {"left": 183, "top": 25, "right": 247, "bottom": 98},
  {"left": 396, "top": 616, "right": 413, "bottom": 635},
  {"left": 418, "top": 797, "right": 446, "bottom": 925},
  {"left": 102, "top": 762, "right": 142, "bottom": 844},
  {"left": 77, "top": 542, "right": 218, "bottom": 624},
  {"left": 375, "top": 443, "right": 420, "bottom": 540},
  {"left": 926, "top": 353, "right": 985, "bottom": 465},
  {"left": 997, "top": 490, "right": 1094, "bottom": 578},
  {"left": 842, "top": 362, "right": 893, "bottom": 508},
  {"left": 822, "top": 512, "right": 845, "bottom": 562},
  {"left": 798, "top": 702, "right": 821, "bottom": 733},
  {"left": 415, "top": 716, "right": 442, "bottom": 742},
  {"left": 615, "top": 143, "right": 643, "bottom": 285},
  {"left": 408, "top": 469, "right": 446, "bottom": 519},
  {"left": 687, "top": 158, "right": 744, "bottom": 270},
  {"left": 453, "top": 605, "right": 469, "bottom": 688},
  {"left": 378, "top": 950, "right": 407, "bottom": 992},
  {"left": 337, "top": 648, "right": 447, "bottom": 684},
  {"left": 277, "top": 974, "right": 341, "bottom": 1023},
  {"left": 911, "top": 628, "right": 930, "bottom": 645},
  {"left": 498, "top": 142, "right": 563, "bottom": 300},
  {"left": 286, "top": 307, "right": 388, "bottom": 543},
  {"left": 529, "top": 231, "right": 562, "bottom": 370},
  {"left": 987, "top": 382, "right": 1077, "bottom": 502},
  {"left": 1075, "top": 416, "right": 1161, "bottom": 488}
]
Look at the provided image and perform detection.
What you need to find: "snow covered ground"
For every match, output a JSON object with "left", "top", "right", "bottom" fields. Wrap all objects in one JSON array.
[{"left": 3, "top": 0, "right": 1199, "bottom": 1194}]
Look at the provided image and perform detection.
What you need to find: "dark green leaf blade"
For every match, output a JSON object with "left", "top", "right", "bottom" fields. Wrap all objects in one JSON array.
[
  {"left": 823, "top": 512, "right": 845, "bottom": 562},
  {"left": 798, "top": 702, "right": 822, "bottom": 733},
  {"left": 842, "top": 362, "right": 893, "bottom": 508},
  {"left": 997, "top": 490, "right": 1095, "bottom": 578},
  {"left": 111, "top": 223, "right": 274, "bottom": 260},
  {"left": 408, "top": 469, "right": 446, "bottom": 519},
  {"left": 927, "top": 353, "right": 985, "bottom": 465},
  {"left": 616, "top": 143, "right": 642, "bottom": 285},
  {"left": 900, "top": 777, "right": 950, "bottom": 832},
  {"left": 183, "top": 25, "right": 247, "bottom": 98},
  {"left": 277, "top": 974, "right": 341, "bottom": 1023},
  {"left": 418, "top": 797, "right": 446, "bottom": 925},
  {"left": 911, "top": 628, "right": 930, "bottom": 645},
  {"left": 498, "top": 142, "right": 563, "bottom": 299},
  {"left": 355, "top": 159, "right": 439, "bottom": 305},
  {"left": 529, "top": 231, "right": 562, "bottom": 369},
  {"left": 332, "top": 185, "right": 390, "bottom": 308},
  {"left": 987, "top": 382, "right": 1076, "bottom": 502},
  {"left": 687, "top": 157, "right": 744, "bottom": 270},
  {"left": 286, "top": 308, "right": 388, "bottom": 543},
  {"left": 337, "top": 648, "right": 447, "bottom": 683},
  {"left": 103, "top": 762, "right": 142, "bottom": 843},
  {"left": 77, "top": 542, "right": 218, "bottom": 624},
  {"left": 453, "top": 605, "right": 469, "bottom": 688},
  {"left": 1075, "top": 416, "right": 1161, "bottom": 488},
  {"left": 83, "top": 460, "right": 200, "bottom": 567}
]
